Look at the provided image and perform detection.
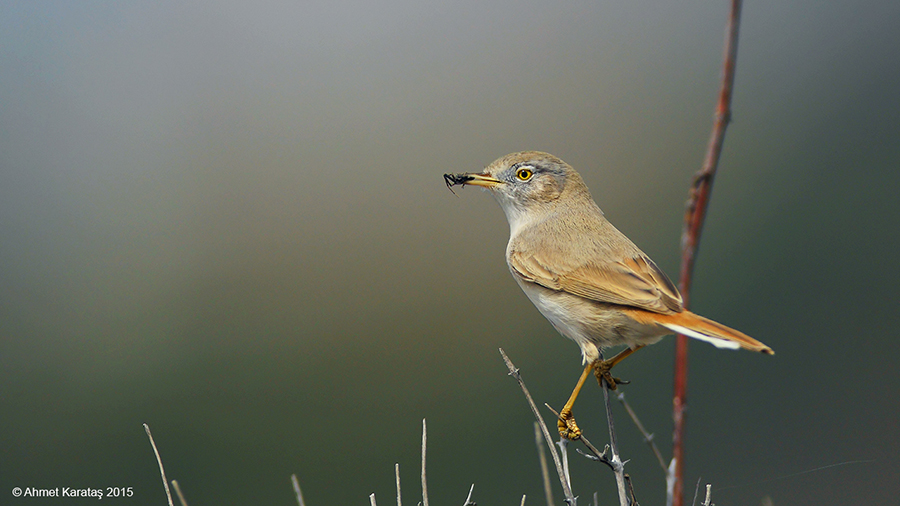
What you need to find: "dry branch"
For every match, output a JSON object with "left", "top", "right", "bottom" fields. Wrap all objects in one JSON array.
[
  {"left": 291, "top": 474, "right": 307, "bottom": 506},
  {"left": 421, "top": 419, "right": 429, "bottom": 506},
  {"left": 672, "top": 1, "right": 744, "bottom": 505},
  {"left": 701, "top": 484, "right": 712, "bottom": 506},
  {"left": 461, "top": 484, "right": 475, "bottom": 506},
  {"left": 171, "top": 480, "right": 188, "bottom": 506},
  {"left": 143, "top": 423, "right": 174, "bottom": 506},
  {"left": 601, "top": 380, "right": 630, "bottom": 506},
  {"left": 534, "top": 422, "right": 555, "bottom": 506},
  {"left": 499, "top": 349, "right": 576, "bottom": 503},
  {"left": 396, "top": 463, "right": 402, "bottom": 506}
]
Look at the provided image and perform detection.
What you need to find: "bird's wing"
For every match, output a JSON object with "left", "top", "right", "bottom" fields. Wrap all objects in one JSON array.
[{"left": 509, "top": 250, "right": 684, "bottom": 314}]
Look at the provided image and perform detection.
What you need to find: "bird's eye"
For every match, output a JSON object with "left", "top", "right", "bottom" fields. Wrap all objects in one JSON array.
[{"left": 516, "top": 168, "right": 534, "bottom": 181}]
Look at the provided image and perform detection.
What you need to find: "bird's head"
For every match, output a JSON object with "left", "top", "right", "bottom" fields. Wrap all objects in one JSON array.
[{"left": 444, "top": 151, "right": 593, "bottom": 229}]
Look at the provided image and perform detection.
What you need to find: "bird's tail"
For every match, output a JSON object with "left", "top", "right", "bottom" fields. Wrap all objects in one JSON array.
[{"left": 652, "top": 310, "right": 774, "bottom": 354}]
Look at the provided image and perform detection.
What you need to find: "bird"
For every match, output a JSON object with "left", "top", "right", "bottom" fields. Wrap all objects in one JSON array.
[{"left": 444, "top": 151, "right": 773, "bottom": 439}]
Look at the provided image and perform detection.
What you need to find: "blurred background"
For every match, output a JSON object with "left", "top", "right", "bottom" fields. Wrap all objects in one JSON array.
[{"left": 2, "top": 1, "right": 898, "bottom": 505}]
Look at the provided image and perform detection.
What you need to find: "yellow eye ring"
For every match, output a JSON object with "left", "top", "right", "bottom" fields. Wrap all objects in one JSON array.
[{"left": 516, "top": 168, "right": 533, "bottom": 181}]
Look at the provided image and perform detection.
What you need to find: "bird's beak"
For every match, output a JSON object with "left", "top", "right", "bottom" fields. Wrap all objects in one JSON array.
[{"left": 443, "top": 172, "right": 503, "bottom": 191}]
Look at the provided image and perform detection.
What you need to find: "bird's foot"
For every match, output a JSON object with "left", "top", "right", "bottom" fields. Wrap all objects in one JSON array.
[
  {"left": 557, "top": 407, "right": 582, "bottom": 441},
  {"left": 593, "top": 359, "right": 630, "bottom": 390}
]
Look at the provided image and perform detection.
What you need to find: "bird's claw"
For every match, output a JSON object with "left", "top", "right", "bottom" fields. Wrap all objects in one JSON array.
[
  {"left": 557, "top": 408, "right": 582, "bottom": 440},
  {"left": 593, "top": 360, "right": 628, "bottom": 390}
]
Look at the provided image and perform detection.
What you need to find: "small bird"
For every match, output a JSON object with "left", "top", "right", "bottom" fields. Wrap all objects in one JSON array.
[{"left": 445, "top": 151, "right": 772, "bottom": 439}]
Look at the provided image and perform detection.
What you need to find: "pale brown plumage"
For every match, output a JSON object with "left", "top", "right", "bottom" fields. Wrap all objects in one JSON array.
[
  {"left": 446, "top": 150, "right": 772, "bottom": 361},
  {"left": 445, "top": 150, "right": 772, "bottom": 439}
]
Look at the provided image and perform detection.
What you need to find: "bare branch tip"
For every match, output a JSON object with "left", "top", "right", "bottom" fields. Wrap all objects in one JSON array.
[
  {"left": 291, "top": 474, "right": 307, "bottom": 506},
  {"left": 171, "top": 480, "right": 188, "bottom": 506},
  {"left": 544, "top": 403, "right": 562, "bottom": 418},
  {"left": 143, "top": 423, "right": 174, "bottom": 506},
  {"left": 461, "top": 483, "right": 475, "bottom": 506},
  {"left": 701, "top": 484, "right": 712, "bottom": 506}
]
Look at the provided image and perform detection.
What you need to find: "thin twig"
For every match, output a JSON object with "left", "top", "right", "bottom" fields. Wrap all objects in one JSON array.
[
  {"left": 499, "top": 349, "right": 575, "bottom": 504},
  {"left": 701, "top": 484, "right": 712, "bottom": 506},
  {"left": 534, "top": 422, "right": 555, "bottom": 506},
  {"left": 521, "top": 495, "right": 527, "bottom": 506},
  {"left": 396, "top": 463, "right": 402, "bottom": 506},
  {"left": 538, "top": 365, "right": 632, "bottom": 506},
  {"left": 624, "top": 474, "right": 639, "bottom": 506},
  {"left": 143, "top": 423, "right": 174, "bottom": 506},
  {"left": 716, "top": 459, "right": 875, "bottom": 492},
  {"left": 616, "top": 392, "right": 668, "bottom": 475},
  {"left": 672, "top": 2, "right": 744, "bottom": 506},
  {"left": 421, "top": 419, "right": 429, "bottom": 506},
  {"left": 544, "top": 403, "right": 614, "bottom": 473},
  {"left": 680, "top": 5, "right": 744, "bottom": 293},
  {"left": 371, "top": 493, "right": 378, "bottom": 506},
  {"left": 690, "top": 477, "right": 702, "bottom": 506},
  {"left": 547, "top": 404, "right": 642, "bottom": 506},
  {"left": 171, "top": 480, "right": 188, "bottom": 506},
  {"left": 291, "top": 474, "right": 307, "bottom": 506},
  {"left": 576, "top": 436, "right": 607, "bottom": 468},
  {"left": 601, "top": 380, "right": 630, "bottom": 506},
  {"left": 666, "top": 459, "right": 677, "bottom": 506},
  {"left": 556, "top": 438, "right": 572, "bottom": 493},
  {"left": 461, "top": 484, "right": 475, "bottom": 506}
]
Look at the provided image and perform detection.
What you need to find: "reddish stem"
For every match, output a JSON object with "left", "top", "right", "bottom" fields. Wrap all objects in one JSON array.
[{"left": 672, "top": 1, "right": 743, "bottom": 505}]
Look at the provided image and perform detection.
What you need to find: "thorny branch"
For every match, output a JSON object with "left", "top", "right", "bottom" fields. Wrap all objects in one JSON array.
[
  {"left": 499, "top": 348, "right": 576, "bottom": 504},
  {"left": 502, "top": 349, "right": 636, "bottom": 505}
]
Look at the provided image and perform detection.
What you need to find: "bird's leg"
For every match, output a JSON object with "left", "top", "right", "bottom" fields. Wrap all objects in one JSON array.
[
  {"left": 558, "top": 346, "right": 647, "bottom": 439},
  {"left": 593, "top": 345, "right": 645, "bottom": 390},
  {"left": 558, "top": 362, "right": 593, "bottom": 440}
]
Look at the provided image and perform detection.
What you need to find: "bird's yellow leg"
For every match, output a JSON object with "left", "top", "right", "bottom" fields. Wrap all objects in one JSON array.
[
  {"left": 558, "top": 362, "right": 593, "bottom": 440},
  {"left": 593, "top": 345, "right": 646, "bottom": 390},
  {"left": 558, "top": 345, "right": 647, "bottom": 439}
]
